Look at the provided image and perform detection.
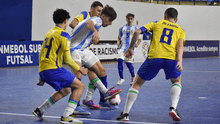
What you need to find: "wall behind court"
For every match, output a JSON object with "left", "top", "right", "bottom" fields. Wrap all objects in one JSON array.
[{"left": 32, "top": 0, "right": 220, "bottom": 41}]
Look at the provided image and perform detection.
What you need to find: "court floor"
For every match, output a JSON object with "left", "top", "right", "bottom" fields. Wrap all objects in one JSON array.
[{"left": 0, "top": 57, "right": 219, "bottom": 124}]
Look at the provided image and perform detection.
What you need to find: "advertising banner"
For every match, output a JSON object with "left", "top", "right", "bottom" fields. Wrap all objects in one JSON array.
[
  {"left": 183, "top": 40, "right": 219, "bottom": 58},
  {"left": 0, "top": 41, "right": 43, "bottom": 67}
]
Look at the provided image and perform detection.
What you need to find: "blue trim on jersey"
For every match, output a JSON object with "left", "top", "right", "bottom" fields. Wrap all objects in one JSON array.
[
  {"left": 81, "top": 11, "right": 88, "bottom": 20},
  {"left": 70, "top": 23, "right": 86, "bottom": 38},
  {"left": 140, "top": 27, "right": 147, "bottom": 34},
  {"left": 61, "top": 31, "right": 71, "bottom": 41},
  {"left": 56, "top": 25, "right": 62, "bottom": 29},
  {"left": 153, "top": 20, "right": 159, "bottom": 23},
  {"left": 124, "top": 26, "right": 131, "bottom": 52},
  {"left": 56, "top": 45, "right": 61, "bottom": 66}
]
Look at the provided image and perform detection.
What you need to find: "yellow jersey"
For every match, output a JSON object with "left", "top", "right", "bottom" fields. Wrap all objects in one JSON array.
[
  {"left": 141, "top": 20, "right": 186, "bottom": 60},
  {"left": 39, "top": 26, "right": 71, "bottom": 72},
  {"left": 75, "top": 11, "right": 91, "bottom": 23}
]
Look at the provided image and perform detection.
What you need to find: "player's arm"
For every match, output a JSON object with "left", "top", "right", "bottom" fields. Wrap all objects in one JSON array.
[
  {"left": 135, "top": 38, "right": 142, "bottom": 48},
  {"left": 86, "top": 20, "right": 100, "bottom": 45},
  {"left": 125, "top": 28, "right": 142, "bottom": 58},
  {"left": 64, "top": 50, "right": 88, "bottom": 75},
  {"left": 69, "top": 18, "right": 79, "bottom": 29},
  {"left": 176, "top": 39, "right": 184, "bottom": 72},
  {"left": 117, "top": 37, "right": 121, "bottom": 47}
]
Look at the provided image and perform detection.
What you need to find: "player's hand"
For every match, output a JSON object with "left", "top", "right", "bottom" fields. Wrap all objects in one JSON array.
[
  {"left": 79, "top": 66, "right": 88, "bottom": 76},
  {"left": 176, "top": 61, "right": 183, "bottom": 72},
  {"left": 124, "top": 49, "right": 133, "bottom": 59},
  {"left": 37, "top": 77, "right": 45, "bottom": 86},
  {"left": 91, "top": 31, "right": 100, "bottom": 45}
]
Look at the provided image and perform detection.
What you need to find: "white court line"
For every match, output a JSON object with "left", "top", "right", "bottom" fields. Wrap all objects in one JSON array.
[{"left": 0, "top": 112, "right": 156, "bottom": 124}]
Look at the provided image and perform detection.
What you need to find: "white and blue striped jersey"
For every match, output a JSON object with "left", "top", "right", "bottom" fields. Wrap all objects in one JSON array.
[
  {"left": 118, "top": 25, "right": 141, "bottom": 53},
  {"left": 70, "top": 16, "right": 102, "bottom": 51}
]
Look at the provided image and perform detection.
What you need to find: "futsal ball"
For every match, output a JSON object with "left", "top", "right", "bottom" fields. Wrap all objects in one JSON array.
[{"left": 108, "top": 94, "right": 121, "bottom": 105}]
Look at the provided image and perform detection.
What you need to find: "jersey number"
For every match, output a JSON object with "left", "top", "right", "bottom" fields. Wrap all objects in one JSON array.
[
  {"left": 44, "top": 38, "right": 53, "bottom": 58},
  {"left": 160, "top": 28, "right": 173, "bottom": 45}
]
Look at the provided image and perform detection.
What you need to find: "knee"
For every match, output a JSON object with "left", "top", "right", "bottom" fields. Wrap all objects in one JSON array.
[
  {"left": 60, "top": 88, "right": 71, "bottom": 97},
  {"left": 79, "top": 82, "right": 85, "bottom": 90}
]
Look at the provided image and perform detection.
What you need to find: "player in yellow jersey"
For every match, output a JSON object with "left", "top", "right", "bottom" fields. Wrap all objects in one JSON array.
[
  {"left": 32, "top": 9, "right": 88, "bottom": 124},
  {"left": 116, "top": 8, "right": 186, "bottom": 122},
  {"left": 68, "top": 1, "right": 104, "bottom": 115}
]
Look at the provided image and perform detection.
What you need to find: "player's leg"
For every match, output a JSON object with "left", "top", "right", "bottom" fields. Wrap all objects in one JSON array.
[
  {"left": 70, "top": 50, "right": 90, "bottom": 115},
  {"left": 116, "top": 58, "right": 162, "bottom": 121},
  {"left": 117, "top": 50, "right": 125, "bottom": 85},
  {"left": 163, "top": 59, "right": 182, "bottom": 121},
  {"left": 82, "top": 70, "right": 100, "bottom": 109},
  {"left": 61, "top": 77, "right": 85, "bottom": 124},
  {"left": 125, "top": 57, "right": 135, "bottom": 85}
]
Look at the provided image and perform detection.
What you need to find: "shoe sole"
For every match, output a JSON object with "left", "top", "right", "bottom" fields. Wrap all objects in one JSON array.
[
  {"left": 32, "top": 111, "right": 44, "bottom": 119},
  {"left": 60, "top": 121, "right": 83, "bottom": 124},
  {"left": 169, "top": 111, "right": 181, "bottom": 121},
  {"left": 82, "top": 104, "right": 100, "bottom": 109},
  {"left": 104, "top": 89, "right": 122, "bottom": 100}
]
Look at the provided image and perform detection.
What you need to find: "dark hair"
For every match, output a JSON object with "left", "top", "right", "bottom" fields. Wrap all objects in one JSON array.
[
  {"left": 53, "top": 8, "right": 70, "bottom": 24},
  {"left": 126, "top": 13, "right": 134, "bottom": 19},
  {"left": 165, "top": 8, "right": 178, "bottom": 19},
  {"left": 101, "top": 5, "right": 117, "bottom": 22},
  {"left": 91, "top": 1, "right": 103, "bottom": 8}
]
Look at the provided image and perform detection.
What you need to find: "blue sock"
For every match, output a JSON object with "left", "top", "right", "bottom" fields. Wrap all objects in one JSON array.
[
  {"left": 118, "top": 59, "right": 124, "bottom": 78},
  {"left": 71, "top": 78, "right": 81, "bottom": 106},
  {"left": 99, "top": 75, "right": 107, "bottom": 102},
  {"left": 126, "top": 62, "right": 135, "bottom": 77}
]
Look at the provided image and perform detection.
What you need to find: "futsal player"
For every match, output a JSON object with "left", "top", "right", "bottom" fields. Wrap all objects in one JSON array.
[
  {"left": 116, "top": 7, "right": 186, "bottom": 122},
  {"left": 69, "top": 1, "right": 103, "bottom": 115},
  {"left": 32, "top": 9, "right": 88, "bottom": 123},
  {"left": 70, "top": 5, "right": 122, "bottom": 111},
  {"left": 116, "top": 13, "right": 142, "bottom": 86}
]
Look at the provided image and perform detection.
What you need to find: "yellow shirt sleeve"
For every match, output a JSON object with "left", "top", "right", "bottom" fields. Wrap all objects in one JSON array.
[{"left": 63, "top": 50, "right": 80, "bottom": 71}]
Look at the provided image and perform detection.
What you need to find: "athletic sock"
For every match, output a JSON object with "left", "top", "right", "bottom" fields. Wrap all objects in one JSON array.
[
  {"left": 123, "top": 87, "right": 139, "bottom": 114},
  {"left": 84, "top": 83, "right": 96, "bottom": 102},
  {"left": 39, "top": 97, "right": 55, "bottom": 113},
  {"left": 98, "top": 76, "right": 108, "bottom": 101},
  {"left": 118, "top": 59, "right": 124, "bottom": 78},
  {"left": 63, "top": 99, "right": 78, "bottom": 117},
  {"left": 91, "top": 77, "right": 108, "bottom": 95},
  {"left": 170, "top": 83, "right": 182, "bottom": 109},
  {"left": 126, "top": 62, "right": 135, "bottom": 77}
]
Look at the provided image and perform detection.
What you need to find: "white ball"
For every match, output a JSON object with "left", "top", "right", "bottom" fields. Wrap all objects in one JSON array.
[{"left": 108, "top": 94, "right": 121, "bottom": 105}]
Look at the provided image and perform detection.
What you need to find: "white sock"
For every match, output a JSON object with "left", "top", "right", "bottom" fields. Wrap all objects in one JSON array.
[
  {"left": 123, "top": 87, "right": 139, "bottom": 114},
  {"left": 85, "top": 83, "right": 96, "bottom": 102},
  {"left": 92, "top": 78, "right": 108, "bottom": 94},
  {"left": 170, "top": 83, "right": 182, "bottom": 109},
  {"left": 39, "top": 97, "right": 54, "bottom": 113},
  {"left": 63, "top": 99, "right": 77, "bottom": 117}
]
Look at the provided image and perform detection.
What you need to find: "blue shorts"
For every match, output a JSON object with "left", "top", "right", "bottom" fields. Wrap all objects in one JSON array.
[
  {"left": 137, "top": 58, "right": 181, "bottom": 81},
  {"left": 39, "top": 68, "right": 75, "bottom": 91}
]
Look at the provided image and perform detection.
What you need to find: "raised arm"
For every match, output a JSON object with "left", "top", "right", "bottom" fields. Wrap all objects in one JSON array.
[
  {"left": 85, "top": 20, "right": 100, "bottom": 45},
  {"left": 69, "top": 18, "right": 79, "bottom": 29}
]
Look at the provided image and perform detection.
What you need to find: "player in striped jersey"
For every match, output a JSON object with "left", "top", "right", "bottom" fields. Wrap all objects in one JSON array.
[
  {"left": 32, "top": 9, "right": 88, "bottom": 123},
  {"left": 116, "top": 13, "right": 142, "bottom": 86},
  {"left": 69, "top": 1, "right": 103, "bottom": 115},
  {"left": 116, "top": 7, "right": 186, "bottom": 122},
  {"left": 70, "top": 5, "right": 122, "bottom": 110}
]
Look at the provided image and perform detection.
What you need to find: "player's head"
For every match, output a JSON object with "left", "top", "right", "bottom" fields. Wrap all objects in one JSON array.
[
  {"left": 90, "top": 1, "right": 103, "bottom": 17},
  {"left": 126, "top": 13, "right": 134, "bottom": 25},
  {"left": 100, "top": 5, "right": 117, "bottom": 27},
  {"left": 164, "top": 8, "right": 178, "bottom": 23},
  {"left": 53, "top": 8, "right": 70, "bottom": 30}
]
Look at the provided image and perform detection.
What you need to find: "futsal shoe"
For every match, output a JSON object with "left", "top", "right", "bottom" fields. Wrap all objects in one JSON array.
[
  {"left": 32, "top": 108, "right": 44, "bottom": 119},
  {"left": 60, "top": 115, "right": 83, "bottom": 124},
  {"left": 99, "top": 100, "right": 119, "bottom": 109},
  {"left": 117, "top": 78, "right": 125, "bottom": 85},
  {"left": 116, "top": 112, "right": 129, "bottom": 121},
  {"left": 82, "top": 99, "right": 100, "bottom": 109},
  {"left": 169, "top": 107, "right": 181, "bottom": 121},
  {"left": 71, "top": 106, "right": 91, "bottom": 116},
  {"left": 103, "top": 86, "right": 122, "bottom": 100}
]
